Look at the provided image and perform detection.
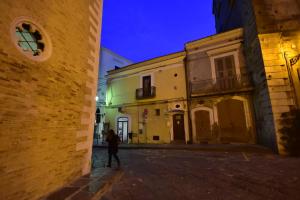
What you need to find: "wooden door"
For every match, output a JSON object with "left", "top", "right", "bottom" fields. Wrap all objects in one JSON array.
[
  {"left": 195, "top": 110, "right": 211, "bottom": 141},
  {"left": 173, "top": 114, "right": 185, "bottom": 140},
  {"left": 217, "top": 99, "right": 248, "bottom": 142}
]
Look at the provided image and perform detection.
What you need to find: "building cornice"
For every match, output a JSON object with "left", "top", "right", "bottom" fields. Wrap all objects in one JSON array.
[
  {"left": 107, "top": 51, "right": 186, "bottom": 76},
  {"left": 185, "top": 28, "right": 243, "bottom": 50}
]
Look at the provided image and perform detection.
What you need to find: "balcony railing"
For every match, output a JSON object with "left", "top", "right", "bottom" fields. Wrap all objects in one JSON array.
[
  {"left": 190, "top": 75, "right": 252, "bottom": 95},
  {"left": 136, "top": 86, "right": 156, "bottom": 99}
]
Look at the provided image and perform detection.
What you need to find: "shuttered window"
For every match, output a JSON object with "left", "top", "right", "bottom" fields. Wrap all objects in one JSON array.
[{"left": 215, "top": 55, "right": 236, "bottom": 78}]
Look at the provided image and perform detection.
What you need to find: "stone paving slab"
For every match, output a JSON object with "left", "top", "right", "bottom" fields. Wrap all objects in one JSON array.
[
  {"left": 99, "top": 149, "right": 300, "bottom": 200},
  {"left": 94, "top": 143, "right": 272, "bottom": 154},
  {"left": 42, "top": 167, "right": 123, "bottom": 200},
  {"left": 42, "top": 144, "right": 273, "bottom": 200}
]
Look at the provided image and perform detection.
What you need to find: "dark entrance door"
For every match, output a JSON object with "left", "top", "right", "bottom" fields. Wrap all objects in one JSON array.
[
  {"left": 143, "top": 75, "right": 151, "bottom": 97},
  {"left": 173, "top": 114, "right": 185, "bottom": 140}
]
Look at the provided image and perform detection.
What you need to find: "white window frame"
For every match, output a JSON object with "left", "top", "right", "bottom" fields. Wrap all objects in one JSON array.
[
  {"left": 115, "top": 114, "right": 132, "bottom": 135},
  {"left": 139, "top": 73, "right": 155, "bottom": 88},
  {"left": 209, "top": 51, "right": 241, "bottom": 81}
]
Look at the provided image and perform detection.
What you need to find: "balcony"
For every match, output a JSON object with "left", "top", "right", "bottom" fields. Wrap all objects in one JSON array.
[
  {"left": 136, "top": 86, "right": 156, "bottom": 99},
  {"left": 190, "top": 75, "right": 253, "bottom": 96}
]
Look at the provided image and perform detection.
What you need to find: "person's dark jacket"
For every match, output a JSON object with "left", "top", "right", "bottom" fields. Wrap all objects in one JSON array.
[{"left": 106, "top": 134, "right": 120, "bottom": 154}]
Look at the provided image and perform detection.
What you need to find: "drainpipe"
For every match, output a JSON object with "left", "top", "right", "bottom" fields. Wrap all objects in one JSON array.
[{"left": 183, "top": 50, "right": 193, "bottom": 144}]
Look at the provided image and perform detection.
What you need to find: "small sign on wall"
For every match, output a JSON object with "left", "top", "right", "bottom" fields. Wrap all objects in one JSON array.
[{"left": 290, "top": 54, "right": 300, "bottom": 67}]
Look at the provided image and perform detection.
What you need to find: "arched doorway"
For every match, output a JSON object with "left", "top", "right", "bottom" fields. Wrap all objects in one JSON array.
[
  {"left": 117, "top": 117, "right": 128, "bottom": 143},
  {"left": 217, "top": 98, "right": 248, "bottom": 142},
  {"left": 192, "top": 107, "right": 214, "bottom": 143},
  {"left": 195, "top": 110, "right": 212, "bottom": 141}
]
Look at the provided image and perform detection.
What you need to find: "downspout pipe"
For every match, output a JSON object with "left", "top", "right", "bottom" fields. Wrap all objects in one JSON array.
[{"left": 183, "top": 49, "right": 193, "bottom": 144}]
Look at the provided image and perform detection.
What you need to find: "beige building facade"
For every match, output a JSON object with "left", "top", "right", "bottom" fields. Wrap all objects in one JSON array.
[
  {"left": 186, "top": 29, "right": 256, "bottom": 144},
  {"left": 105, "top": 52, "right": 190, "bottom": 144},
  {"left": 0, "top": 1, "right": 103, "bottom": 199},
  {"left": 105, "top": 28, "right": 257, "bottom": 145},
  {"left": 213, "top": 0, "right": 300, "bottom": 154}
]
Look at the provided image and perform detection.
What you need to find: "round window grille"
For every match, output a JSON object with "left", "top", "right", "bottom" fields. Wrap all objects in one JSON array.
[{"left": 11, "top": 17, "right": 52, "bottom": 61}]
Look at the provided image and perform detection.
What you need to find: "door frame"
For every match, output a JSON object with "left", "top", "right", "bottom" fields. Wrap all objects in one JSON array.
[
  {"left": 115, "top": 114, "right": 132, "bottom": 143},
  {"left": 215, "top": 96, "right": 251, "bottom": 129},
  {"left": 191, "top": 106, "right": 215, "bottom": 142},
  {"left": 117, "top": 117, "right": 128, "bottom": 143},
  {"left": 172, "top": 113, "right": 185, "bottom": 141},
  {"left": 209, "top": 51, "right": 241, "bottom": 81}
]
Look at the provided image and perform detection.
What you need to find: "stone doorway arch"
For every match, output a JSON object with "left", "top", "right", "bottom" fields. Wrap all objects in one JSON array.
[
  {"left": 192, "top": 107, "right": 214, "bottom": 143},
  {"left": 216, "top": 98, "right": 249, "bottom": 143}
]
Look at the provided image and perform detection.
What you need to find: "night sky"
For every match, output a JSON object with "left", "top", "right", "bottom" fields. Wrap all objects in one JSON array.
[{"left": 101, "top": 0, "right": 215, "bottom": 63}]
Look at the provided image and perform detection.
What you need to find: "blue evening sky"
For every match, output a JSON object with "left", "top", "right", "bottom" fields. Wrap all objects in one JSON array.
[{"left": 101, "top": 0, "right": 215, "bottom": 63}]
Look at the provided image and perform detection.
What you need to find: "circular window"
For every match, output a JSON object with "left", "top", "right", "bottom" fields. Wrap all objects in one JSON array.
[
  {"left": 175, "top": 104, "right": 181, "bottom": 108},
  {"left": 11, "top": 17, "right": 52, "bottom": 61}
]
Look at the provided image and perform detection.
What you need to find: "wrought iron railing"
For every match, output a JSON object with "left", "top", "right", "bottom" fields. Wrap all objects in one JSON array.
[
  {"left": 136, "top": 86, "right": 156, "bottom": 99},
  {"left": 190, "top": 75, "right": 252, "bottom": 94}
]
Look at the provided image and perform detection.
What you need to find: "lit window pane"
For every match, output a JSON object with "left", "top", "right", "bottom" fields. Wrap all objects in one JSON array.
[
  {"left": 22, "top": 32, "right": 34, "bottom": 42},
  {"left": 18, "top": 42, "right": 30, "bottom": 51},
  {"left": 16, "top": 31, "right": 25, "bottom": 41},
  {"left": 118, "top": 117, "right": 128, "bottom": 122},
  {"left": 28, "top": 42, "right": 38, "bottom": 50},
  {"left": 15, "top": 24, "right": 44, "bottom": 57}
]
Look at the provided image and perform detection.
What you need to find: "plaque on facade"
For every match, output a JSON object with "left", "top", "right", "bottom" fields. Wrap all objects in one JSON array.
[{"left": 290, "top": 54, "right": 300, "bottom": 66}]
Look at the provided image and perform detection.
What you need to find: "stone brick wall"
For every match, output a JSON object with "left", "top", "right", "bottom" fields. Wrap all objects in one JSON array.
[
  {"left": 238, "top": 0, "right": 279, "bottom": 152},
  {"left": 0, "top": 0, "right": 102, "bottom": 199},
  {"left": 256, "top": 32, "right": 300, "bottom": 154},
  {"left": 253, "top": 0, "right": 300, "bottom": 34},
  {"left": 252, "top": 0, "right": 300, "bottom": 154},
  {"left": 213, "top": 0, "right": 300, "bottom": 154}
]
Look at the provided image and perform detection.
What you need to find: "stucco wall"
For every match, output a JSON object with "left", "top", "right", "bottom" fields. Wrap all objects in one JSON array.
[
  {"left": 106, "top": 56, "right": 187, "bottom": 106},
  {"left": 105, "top": 53, "right": 189, "bottom": 144},
  {"left": 190, "top": 94, "right": 256, "bottom": 144},
  {"left": 98, "top": 47, "right": 132, "bottom": 104}
]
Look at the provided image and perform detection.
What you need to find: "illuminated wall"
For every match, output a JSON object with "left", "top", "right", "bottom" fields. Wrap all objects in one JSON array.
[
  {"left": 185, "top": 28, "right": 256, "bottom": 144},
  {"left": 105, "top": 52, "right": 190, "bottom": 144},
  {"left": 95, "top": 47, "right": 132, "bottom": 142},
  {"left": 98, "top": 47, "right": 133, "bottom": 105},
  {"left": 213, "top": 0, "right": 300, "bottom": 154},
  {"left": 0, "top": 0, "right": 103, "bottom": 199}
]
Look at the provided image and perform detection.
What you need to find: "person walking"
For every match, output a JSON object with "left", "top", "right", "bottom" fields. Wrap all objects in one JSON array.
[{"left": 106, "top": 129, "right": 121, "bottom": 169}]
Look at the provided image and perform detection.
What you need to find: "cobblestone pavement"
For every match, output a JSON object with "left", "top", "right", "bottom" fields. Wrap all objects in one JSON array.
[{"left": 93, "top": 148, "right": 300, "bottom": 200}]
